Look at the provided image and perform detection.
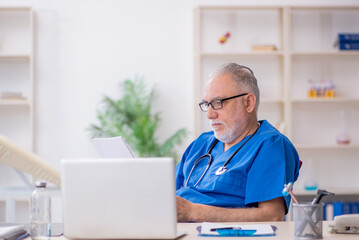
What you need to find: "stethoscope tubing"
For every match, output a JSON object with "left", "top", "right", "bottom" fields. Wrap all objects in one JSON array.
[
  {"left": 184, "top": 142, "right": 217, "bottom": 188},
  {"left": 184, "top": 153, "right": 212, "bottom": 188},
  {"left": 184, "top": 124, "right": 260, "bottom": 188}
]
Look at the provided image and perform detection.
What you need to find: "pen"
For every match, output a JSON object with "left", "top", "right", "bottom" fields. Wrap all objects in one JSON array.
[
  {"left": 282, "top": 182, "right": 299, "bottom": 204},
  {"left": 210, "top": 227, "right": 241, "bottom": 231}
]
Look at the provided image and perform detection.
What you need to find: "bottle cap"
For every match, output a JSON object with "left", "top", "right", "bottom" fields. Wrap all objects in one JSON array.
[{"left": 35, "top": 181, "right": 47, "bottom": 188}]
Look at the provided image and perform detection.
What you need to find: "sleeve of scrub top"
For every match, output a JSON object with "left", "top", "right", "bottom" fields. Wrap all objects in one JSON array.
[
  {"left": 245, "top": 136, "right": 299, "bottom": 212},
  {"left": 175, "top": 159, "right": 185, "bottom": 190},
  {"left": 175, "top": 140, "right": 196, "bottom": 190}
]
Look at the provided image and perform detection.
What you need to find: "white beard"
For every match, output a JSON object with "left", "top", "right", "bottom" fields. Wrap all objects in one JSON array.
[{"left": 210, "top": 120, "right": 237, "bottom": 144}]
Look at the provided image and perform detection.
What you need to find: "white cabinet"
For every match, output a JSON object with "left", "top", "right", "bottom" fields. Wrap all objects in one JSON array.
[
  {"left": 0, "top": 7, "right": 34, "bottom": 186},
  {"left": 194, "top": 6, "right": 359, "bottom": 194}
]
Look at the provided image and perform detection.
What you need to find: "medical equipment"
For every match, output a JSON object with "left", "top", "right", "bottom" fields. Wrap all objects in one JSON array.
[
  {"left": 284, "top": 183, "right": 335, "bottom": 237},
  {"left": 282, "top": 182, "right": 299, "bottom": 204},
  {"left": 329, "top": 214, "right": 359, "bottom": 234},
  {"left": 284, "top": 183, "right": 321, "bottom": 236},
  {"left": 184, "top": 125, "right": 260, "bottom": 188}
]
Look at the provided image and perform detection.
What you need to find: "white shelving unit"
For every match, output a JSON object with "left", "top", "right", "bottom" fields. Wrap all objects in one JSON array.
[
  {"left": 289, "top": 6, "right": 359, "bottom": 197},
  {"left": 0, "top": 7, "right": 34, "bottom": 151},
  {"left": 0, "top": 7, "right": 34, "bottom": 222},
  {"left": 194, "top": 6, "right": 287, "bottom": 136},
  {"left": 194, "top": 6, "right": 359, "bottom": 196}
]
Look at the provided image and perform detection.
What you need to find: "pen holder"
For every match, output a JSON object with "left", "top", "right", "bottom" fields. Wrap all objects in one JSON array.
[{"left": 293, "top": 202, "right": 323, "bottom": 239}]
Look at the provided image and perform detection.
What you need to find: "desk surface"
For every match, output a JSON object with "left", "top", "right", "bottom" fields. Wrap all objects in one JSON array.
[
  {"left": 176, "top": 221, "right": 358, "bottom": 240},
  {"left": 46, "top": 221, "right": 358, "bottom": 240}
]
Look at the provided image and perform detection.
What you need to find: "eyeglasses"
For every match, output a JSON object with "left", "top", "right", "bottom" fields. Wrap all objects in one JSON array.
[{"left": 199, "top": 93, "right": 249, "bottom": 112}]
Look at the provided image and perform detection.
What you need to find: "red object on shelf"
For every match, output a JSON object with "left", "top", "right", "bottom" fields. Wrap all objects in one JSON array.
[{"left": 219, "top": 32, "right": 231, "bottom": 44}]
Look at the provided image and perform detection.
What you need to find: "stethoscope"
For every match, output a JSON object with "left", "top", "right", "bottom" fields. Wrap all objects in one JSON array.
[{"left": 184, "top": 124, "right": 260, "bottom": 188}]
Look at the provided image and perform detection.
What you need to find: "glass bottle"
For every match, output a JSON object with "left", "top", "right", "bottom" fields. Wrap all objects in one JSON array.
[
  {"left": 304, "top": 158, "right": 318, "bottom": 191},
  {"left": 30, "top": 181, "right": 51, "bottom": 240},
  {"left": 336, "top": 111, "right": 351, "bottom": 145}
]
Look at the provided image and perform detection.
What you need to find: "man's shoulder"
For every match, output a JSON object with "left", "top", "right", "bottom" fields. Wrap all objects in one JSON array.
[
  {"left": 260, "top": 120, "right": 281, "bottom": 134},
  {"left": 259, "top": 120, "right": 293, "bottom": 144}
]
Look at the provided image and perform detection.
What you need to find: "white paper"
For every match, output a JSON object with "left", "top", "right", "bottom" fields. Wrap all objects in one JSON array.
[
  {"left": 200, "top": 222, "right": 274, "bottom": 236},
  {"left": 92, "top": 136, "right": 135, "bottom": 158}
]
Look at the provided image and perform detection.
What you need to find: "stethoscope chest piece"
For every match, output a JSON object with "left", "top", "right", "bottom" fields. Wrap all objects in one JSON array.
[{"left": 215, "top": 166, "right": 228, "bottom": 175}]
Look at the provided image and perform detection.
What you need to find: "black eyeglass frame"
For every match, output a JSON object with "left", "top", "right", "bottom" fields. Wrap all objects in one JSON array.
[{"left": 199, "top": 93, "right": 249, "bottom": 112}]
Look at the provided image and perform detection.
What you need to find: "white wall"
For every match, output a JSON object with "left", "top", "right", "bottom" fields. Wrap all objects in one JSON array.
[
  {"left": 0, "top": 0, "right": 358, "bottom": 172},
  {"left": 32, "top": 0, "right": 196, "bottom": 170}
]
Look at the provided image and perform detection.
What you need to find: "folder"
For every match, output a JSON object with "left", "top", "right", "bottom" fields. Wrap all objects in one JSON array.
[
  {"left": 338, "top": 33, "right": 359, "bottom": 42},
  {"left": 339, "top": 42, "right": 359, "bottom": 50},
  {"left": 197, "top": 222, "right": 276, "bottom": 237},
  {"left": 333, "top": 202, "right": 343, "bottom": 217}
]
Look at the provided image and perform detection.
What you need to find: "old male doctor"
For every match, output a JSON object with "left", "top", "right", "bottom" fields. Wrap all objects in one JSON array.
[{"left": 175, "top": 63, "right": 300, "bottom": 222}]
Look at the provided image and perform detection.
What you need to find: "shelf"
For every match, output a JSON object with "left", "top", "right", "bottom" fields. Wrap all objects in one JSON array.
[
  {"left": 295, "top": 144, "right": 359, "bottom": 150},
  {"left": 0, "top": 54, "right": 30, "bottom": 60},
  {"left": 292, "top": 97, "right": 359, "bottom": 103},
  {"left": 296, "top": 188, "right": 359, "bottom": 196},
  {"left": 201, "top": 52, "right": 284, "bottom": 57},
  {"left": 291, "top": 6, "right": 359, "bottom": 10},
  {"left": 291, "top": 51, "right": 359, "bottom": 56},
  {"left": 0, "top": 7, "right": 31, "bottom": 11},
  {"left": 199, "top": 6, "right": 284, "bottom": 10},
  {"left": 0, "top": 186, "right": 60, "bottom": 198},
  {"left": 261, "top": 98, "right": 284, "bottom": 103},
  {"left": 0, "top": 99, "right": 30, "bottom": 106}
]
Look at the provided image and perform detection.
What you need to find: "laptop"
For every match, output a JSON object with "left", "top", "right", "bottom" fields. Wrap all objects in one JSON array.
[{"left": 61, "top": 158, "right": 183, "bottom": 239}]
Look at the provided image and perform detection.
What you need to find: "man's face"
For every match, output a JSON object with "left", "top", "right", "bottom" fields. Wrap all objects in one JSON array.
[{"left": 203, "top": 74, "right": 248, "bottom": 144}]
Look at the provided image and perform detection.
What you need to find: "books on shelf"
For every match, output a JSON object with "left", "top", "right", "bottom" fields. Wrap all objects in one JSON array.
[
  {"left": 251, "top": 44, "right": 277, "bottom": 52},
  {"left": 340, "top": 42, "right": 359, "bottom": 50},
  {"left": 324, "top": 201, "right": 359, "bottom": 221},
  {"left": 0, "top": 92, "right": 26, "bottom": 100},
  {"left": 337, "top": 33, "right": 359, "bottom": 51},
  {"left": 0, "top": 225, "right": 28, "bottom": 240},
  {"left": 338, "top": 33, "right": 359, "bottom": 42}
]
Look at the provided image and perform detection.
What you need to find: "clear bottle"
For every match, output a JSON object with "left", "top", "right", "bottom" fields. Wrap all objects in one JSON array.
[
  {"left": 30, "top": 181, "right": 51, "bottom": 240},
  {"left": 304, "top": 158, "right": 318, "bottom": 191},
  {"left": 336, "top": 111, "right": 351, "bottom": 145}
]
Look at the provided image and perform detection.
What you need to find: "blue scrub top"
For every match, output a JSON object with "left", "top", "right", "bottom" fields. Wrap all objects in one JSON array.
[{"left": 175, "top": 120, "right": 300, "bottom": 214}]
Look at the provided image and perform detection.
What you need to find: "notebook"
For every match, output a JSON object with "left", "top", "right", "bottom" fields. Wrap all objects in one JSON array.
[{"left": 61, "top": 158, "right": 183, "bottom": 239}]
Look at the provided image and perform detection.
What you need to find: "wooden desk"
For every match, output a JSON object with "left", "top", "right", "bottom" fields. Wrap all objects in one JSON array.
[{"left": 47, "top": 221, "right": 358, "bottom": 240}]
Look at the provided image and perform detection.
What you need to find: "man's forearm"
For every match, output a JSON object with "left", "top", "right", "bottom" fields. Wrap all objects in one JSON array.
[{"left": 177, "top": 196, "right": 285, "bottom": 222}]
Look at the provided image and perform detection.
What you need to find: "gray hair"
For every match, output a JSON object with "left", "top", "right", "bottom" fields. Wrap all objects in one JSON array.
[{"left": 209, "top": 63, "right": 260, "bottom": 112}]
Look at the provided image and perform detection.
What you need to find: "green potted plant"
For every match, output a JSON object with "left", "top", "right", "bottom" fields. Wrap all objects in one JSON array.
[{"left": 88, "top": 77, "right": 188, "bottom": 161}]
